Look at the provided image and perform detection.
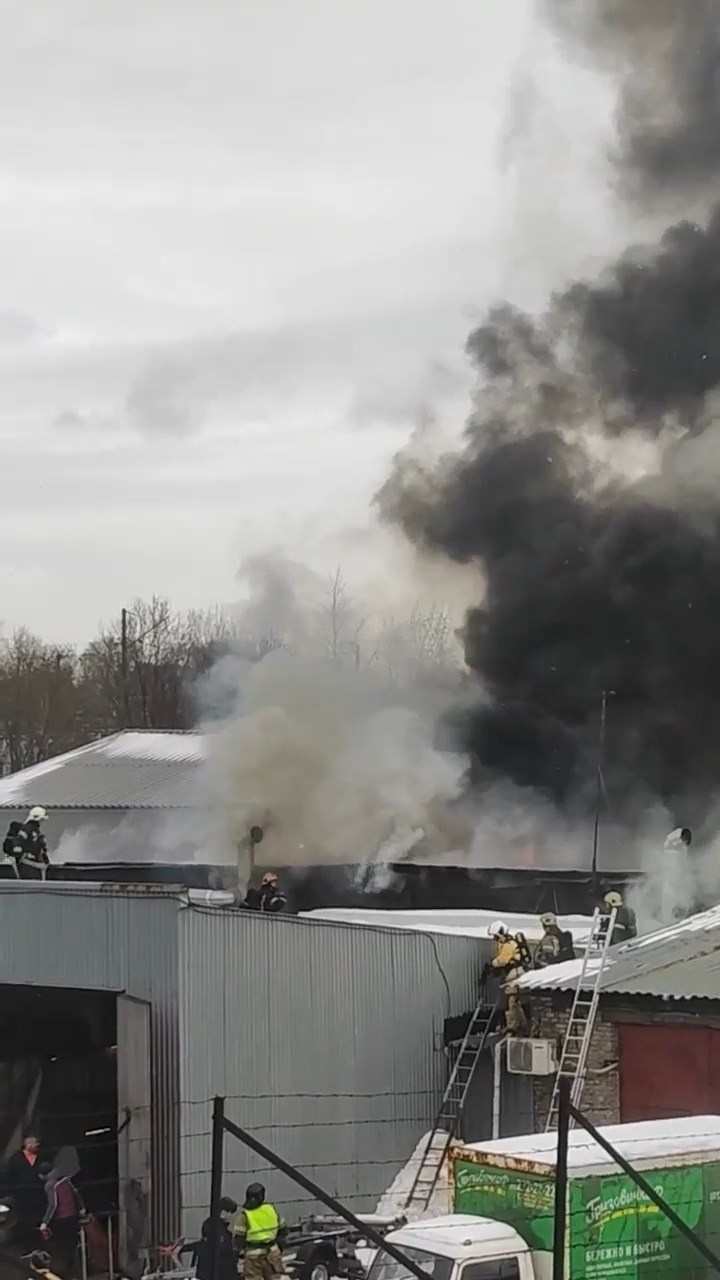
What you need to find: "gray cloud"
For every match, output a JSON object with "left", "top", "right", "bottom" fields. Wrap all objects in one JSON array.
[
  {"left": 0, "top": 0, "right": 624, "bottom": 640},
  {"left": 0, "top": 310, "right": 46, "bottom": 345}
]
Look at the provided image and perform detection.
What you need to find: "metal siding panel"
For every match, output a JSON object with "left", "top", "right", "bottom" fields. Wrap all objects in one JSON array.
[
  {"left": 0, "top": 886, "right": 181, "bottom": 1243},
  {"left": 178, "top": 909, "right": 489, "bottom": 1236}
]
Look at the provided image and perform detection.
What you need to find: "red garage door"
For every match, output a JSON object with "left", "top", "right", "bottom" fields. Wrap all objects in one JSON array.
[{"left": 619, "top": 1024, "right": 720, "bottom": 1121}]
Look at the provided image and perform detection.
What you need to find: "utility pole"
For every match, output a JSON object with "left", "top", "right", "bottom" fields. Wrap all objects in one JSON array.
[
  {"left": 552, "top": 1077, "right": 570, "bottom": 1280},
  {"left": 590, "top": 690, "right": 614, "bottom": 895},
  {"left": 121, "top": 608, "right": 130, "bottom": 729}
]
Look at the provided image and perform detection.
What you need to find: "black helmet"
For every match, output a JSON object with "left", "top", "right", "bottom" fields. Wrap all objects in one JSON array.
[{"left": 245, "top": 1182, "right": 265, "bottom": 1208}]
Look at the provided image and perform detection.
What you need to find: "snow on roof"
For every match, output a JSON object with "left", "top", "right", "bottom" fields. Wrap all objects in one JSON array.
[
  {"left": 516, "top": 902, "right": 720, "bottom": 1000},
  {"left": 0, "top": 731, "right": 206, "bottom": 810},
  {"left": 459, "top": 1115, "right": 720, "bottom": 1177},
  {"left": 301, "top": 908, "right": 595, "bottom": 944}
]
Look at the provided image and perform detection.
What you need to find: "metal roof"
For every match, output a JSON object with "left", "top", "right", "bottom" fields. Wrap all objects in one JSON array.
[
  {"left": 302, "top": 907, "right": 595, "bottom": 944},
  {"left": 516, "top": 903, "right": 720, "bottom": 1000},
  {"left": 0, "top": 730, "right": 206, "bottom": 809},
  {"left": 459, "top": 1115, "right": 720, "bottom": 1174}
]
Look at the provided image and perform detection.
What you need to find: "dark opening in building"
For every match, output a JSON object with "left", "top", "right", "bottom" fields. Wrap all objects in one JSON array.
[{"left": 0, "top": 985, "right": 118, "bottom": 1223}]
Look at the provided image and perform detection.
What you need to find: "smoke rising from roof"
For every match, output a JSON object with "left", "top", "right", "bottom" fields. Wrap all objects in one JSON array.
[
  {"left": 203, "top": 648, "right": 467, "bottom": 876},
  {"left": 378, "top": 0, "right": 720, "bottom": 829}
]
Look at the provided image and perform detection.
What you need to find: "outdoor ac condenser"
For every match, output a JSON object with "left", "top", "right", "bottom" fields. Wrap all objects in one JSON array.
[{"left": 506, "top": 1038, "right": 558, "bottom": 1075}]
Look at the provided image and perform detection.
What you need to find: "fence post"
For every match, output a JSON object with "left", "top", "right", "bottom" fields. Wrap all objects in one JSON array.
[
  {"left": 221, "top": 1112, "right": 436, "bottom": 1280},
  {"left": 552, "top": 1078, "right": 570, "bottom": 1280},
  {"left": 209, "top": 1096, "right": 226, "bottom": 1280},
  {"left": 570, "top": 1103, "right": 720, "bottom": 1275}
]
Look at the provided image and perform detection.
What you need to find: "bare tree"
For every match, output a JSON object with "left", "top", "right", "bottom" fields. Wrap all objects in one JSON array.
[
  {"left": 374, "top": 604, "right": 460, "bottom": 688},
  {"left": 314, "top": 567, "right": 364, "bottom": 667},
  {"left": 0, "top": 630, "right": 86, "bottom": 771},
  {"left": 81, "top": 598, "right": 243, "bottom": 731}
]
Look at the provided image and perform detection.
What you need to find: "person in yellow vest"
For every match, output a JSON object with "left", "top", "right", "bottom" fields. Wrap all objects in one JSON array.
[{"left": 234, "top": 1183, "right": 286, "bottom": 1280}]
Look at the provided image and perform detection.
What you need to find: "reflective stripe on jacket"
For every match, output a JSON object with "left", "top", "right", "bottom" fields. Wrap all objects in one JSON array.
[{"left": 243, "top": 1204, "right": 280, "bottom": 1246}]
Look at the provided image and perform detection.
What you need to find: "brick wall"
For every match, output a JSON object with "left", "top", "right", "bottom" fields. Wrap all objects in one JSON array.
[{"left": 530, "top": 993, "right": 620, "bottom": 1130}]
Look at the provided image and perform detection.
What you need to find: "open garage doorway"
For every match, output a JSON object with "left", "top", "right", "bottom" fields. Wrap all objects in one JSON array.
[{"left": 0, "top": 985, "right": 151, "bottom": 1272}]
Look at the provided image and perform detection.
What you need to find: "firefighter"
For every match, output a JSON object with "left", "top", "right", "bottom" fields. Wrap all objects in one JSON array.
[
  {"left": 482, "top": 921, "right": 531, "bottom": 1036},
  {"left": 602, "top": 890, "right": 638, "bottom": 945},
  {"left": 234, "top": 1183, "right": 286, "bottom": 1280},
  {"left": 534, "top": 912, "right": 575, "bottom": 968},
  {"left": 244, "top": 873, "right": 287, "bottom": 913},
  {"left": 3, "top": 808, "right": 50, "bottom": 880}
]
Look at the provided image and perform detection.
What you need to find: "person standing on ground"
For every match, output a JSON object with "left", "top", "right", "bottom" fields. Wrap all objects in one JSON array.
[
  {"left": 6, "top": 1134, "right": 45, "bottom": 1247},
  {"left": 195, "top": 1197, "right": 238, "bottom": 1280},
  {"left": 234, "top": 1183, "right": 287, "bottom": 1280},
  {"left": 39, "top": 1163, "right": 85, "bottom": 1278}
]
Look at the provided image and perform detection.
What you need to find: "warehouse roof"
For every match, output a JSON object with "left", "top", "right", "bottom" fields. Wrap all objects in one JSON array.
[
  {"left": 0, "top": 731, "right": 206, "bottom": 809},
  {"left": 516, "top": 902, "right": 720, "bottom": 1000},
  {"left": 302, "top": 907, "right": 595, "bottom": 944}
]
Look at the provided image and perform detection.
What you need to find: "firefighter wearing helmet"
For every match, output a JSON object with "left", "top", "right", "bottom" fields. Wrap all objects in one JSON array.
[
  {"left": 242, "top": 872, "right": 287, "bottom": 913},
  {"left": 2, "top": 806, "right": 50, "bottom": 880},
  {"left": 602, "top": 889, "right": 637, "bottom": 945},
  {"left": 534, "top": 912, "right": 575, "bottom": 968},
  {"left": 481, "top": 921, "right": 532, "bottom": 1036}
]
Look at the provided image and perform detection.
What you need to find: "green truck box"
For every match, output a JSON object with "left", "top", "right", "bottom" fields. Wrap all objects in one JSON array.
[{"left": 452, "top": 1115, "right": 720, "bottom": 1279}]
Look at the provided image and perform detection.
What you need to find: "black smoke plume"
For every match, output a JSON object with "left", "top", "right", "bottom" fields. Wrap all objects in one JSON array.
[{"left": 378, "top": 0, "right": 720, "bottom": 826}]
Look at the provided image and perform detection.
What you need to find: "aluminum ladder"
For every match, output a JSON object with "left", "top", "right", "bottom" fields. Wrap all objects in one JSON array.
[
  {"left": 404, "top": 996, "right": 500, "bottom": 1215},
  {"left": 544, "top": 906, "right": 617, "bottom": 1132}
]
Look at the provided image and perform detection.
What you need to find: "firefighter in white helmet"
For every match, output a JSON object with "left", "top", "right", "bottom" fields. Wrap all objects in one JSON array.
[
  {"left": 2, "top": 807, "right": 50, "bottom": 880},
  {"left": 602, "top": 889, "right": 637, "bottom": 945},
  {"left": 481, "top": 921, "right": 532, "bottom": 1036}
]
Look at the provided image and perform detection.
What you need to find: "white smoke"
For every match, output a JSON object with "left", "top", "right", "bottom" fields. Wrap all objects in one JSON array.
[{"left": 201, "top": 648, "right": 467, "bottom": 880}]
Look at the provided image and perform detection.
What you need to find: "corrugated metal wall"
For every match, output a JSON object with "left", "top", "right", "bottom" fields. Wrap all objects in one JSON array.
[
  {"left": 0, "top": 884, "right": 181, "bottom": 1241},
  {"left": 177, "top": 906, "right": 488, "bottom": 1234}
]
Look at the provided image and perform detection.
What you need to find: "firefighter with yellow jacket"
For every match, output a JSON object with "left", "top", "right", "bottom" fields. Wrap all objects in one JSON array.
[
  {"left": 234, "top": 1183, "right": 286, "bottom": 1280},
  {"left": 482, "top": 921, "right": 532, "bottom": 1036}
]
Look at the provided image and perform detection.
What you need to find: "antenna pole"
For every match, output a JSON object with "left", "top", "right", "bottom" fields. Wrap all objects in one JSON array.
[{"left": 590, "top": 690, "right": 610, "bottom": 894}]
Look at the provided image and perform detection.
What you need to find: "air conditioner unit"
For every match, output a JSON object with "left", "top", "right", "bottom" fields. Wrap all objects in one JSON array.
[{"left": 506, "top": 1038, "right": 558, "bottom": 1076}]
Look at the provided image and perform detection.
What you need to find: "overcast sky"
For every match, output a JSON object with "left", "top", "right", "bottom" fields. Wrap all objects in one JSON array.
[{"left": 0, "top": 0, "right": 621, "bottom": 644}]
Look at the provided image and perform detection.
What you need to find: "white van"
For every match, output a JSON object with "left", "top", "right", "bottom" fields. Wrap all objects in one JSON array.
[{"left": 365, "top": 1214, "right": 539, "bottom": 1280}]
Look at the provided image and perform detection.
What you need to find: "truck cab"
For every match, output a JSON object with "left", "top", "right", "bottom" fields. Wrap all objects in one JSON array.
[{"left": 365, "top": 1215, "right": 538, "bottom": 1280}]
